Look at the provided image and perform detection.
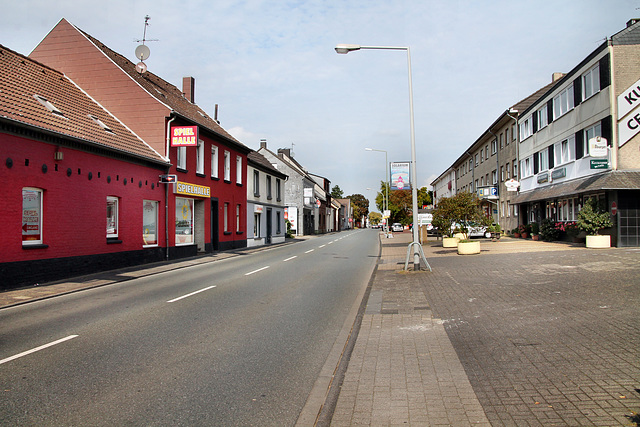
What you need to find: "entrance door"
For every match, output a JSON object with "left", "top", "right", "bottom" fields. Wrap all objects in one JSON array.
[
  {"left": 266, "top": 208, "right": 272, "bottom": 244},
  {"left": 211, "top": 198, "right": 219, "bottom": 251}
]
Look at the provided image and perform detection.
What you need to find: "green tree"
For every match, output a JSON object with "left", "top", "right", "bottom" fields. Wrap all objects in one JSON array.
[
  {"left": 331, "top": 185, "right": 344, "bottom": 199},
  {"left": 375, "top": 184, "right": 432, "bottom": 225},
  {"left": 369, "top": 211, "right": 382, "bottom": 226},
  {"left": 347, "top": 194, "right": 369, "bottom": 226},
  {"left": 432, "top": 192, "right": 491, "bottom": 239}
]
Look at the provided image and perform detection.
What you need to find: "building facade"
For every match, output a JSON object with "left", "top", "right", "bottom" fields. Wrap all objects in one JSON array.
[{"left": 246, "top": 151, "right": 287, "bottom": 247}]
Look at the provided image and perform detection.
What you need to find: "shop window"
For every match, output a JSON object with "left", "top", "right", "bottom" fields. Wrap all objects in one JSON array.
[
  {"left": 22, "top": 188, "right": 43, "bottom": 245},
  {"left": 254, "top": 213, "right": 261, "bottom": 237},
  {"left": 143, "top": 200, "right": 158, "bottom": 246},
  {"left": 175, "top": 197, "right": 194, "bottom": 245},
  {"left": 107, "top": 196, "right": 119, "bottom": 238},
  {"left": 211, "top": 146, "right": 219, "bottom": 178}
]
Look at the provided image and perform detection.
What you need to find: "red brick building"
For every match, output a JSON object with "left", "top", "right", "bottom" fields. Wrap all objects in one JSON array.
[
  {"left": 0, "top": 44, "right": 169, "bottom": 288},
  {"left": 31, "top": 18, "right": 251, "bottom": 256}
]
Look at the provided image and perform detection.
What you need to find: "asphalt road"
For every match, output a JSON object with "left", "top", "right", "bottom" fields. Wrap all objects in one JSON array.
[{"left": 0, "top": 229, "right": 378, "bottom": 426}]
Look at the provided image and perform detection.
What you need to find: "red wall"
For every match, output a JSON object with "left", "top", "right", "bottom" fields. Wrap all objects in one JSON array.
[{"left": 0, "top": 134, "right": 166, "bottom": 263}]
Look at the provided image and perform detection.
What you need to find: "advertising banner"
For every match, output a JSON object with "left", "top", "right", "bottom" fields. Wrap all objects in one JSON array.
[
  {"left": 390, "top": 162, "right": 410, "bottom": 190},
  {"left": 170, "top": 126, "right": 199, "bottom": 147}
]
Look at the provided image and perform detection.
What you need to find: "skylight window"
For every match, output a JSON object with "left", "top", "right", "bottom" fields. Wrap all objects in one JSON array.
[
  {"left": 88, "top": 115, "right": 114, "bottom": 134},
  {"left": 34, "top": 94, "right": 64, "bottom": 117}
]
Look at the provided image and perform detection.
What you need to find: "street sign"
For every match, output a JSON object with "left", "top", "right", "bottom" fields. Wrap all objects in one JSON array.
[
  {"left": 590, "top": 159, "right": 609, "bottom": 169},
  {"left": 159, "top": 174, "right": 177, "bottom": 183},
  {"left": 611, "top": 201, "right": 618, "bottom": 216}
]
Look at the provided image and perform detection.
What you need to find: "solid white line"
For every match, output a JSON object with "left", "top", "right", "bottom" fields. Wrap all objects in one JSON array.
[
  {"left": 283, "top": 256, "right": 297, "bottom": 262},
  {"left": 305, "top": 249, "right": 314, "bottom": 254},
  {"left": 245, "top": 266, "right": 270, "bottom": 276},
  {"left": 0, "top": 335, "right": 79, "bottom": 365},
  {"left": 167, "top": 285, "right": 216, "bottom": 303}
]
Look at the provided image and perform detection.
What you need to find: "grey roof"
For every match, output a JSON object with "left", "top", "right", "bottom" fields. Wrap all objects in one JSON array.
[
  {"left": 511, "top": 171, "right": 640, "bottom": 204},
  {"left": 247, "top": 150, "right": 287, "bottom": 179},
  {"left": 611, "top": 19, "right": 640, "bottom": 45}
]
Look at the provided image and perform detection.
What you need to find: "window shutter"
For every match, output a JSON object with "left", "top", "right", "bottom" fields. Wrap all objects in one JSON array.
[
  {"left": 599, "top": 54, "right": 611, "bottom": 89},
  {"left": 575, "top": 131, "right": 584, "bottom": 159},
  {"left": 548, "top": 145, "right": 554, "bottom": 169},
  {"left": 532, "top": 113, "right": 538, "bottom": 133},
  {"left": 547, "top": 99, "right": 554, "bottom": 124},
  {"left": 601, "top": 115, "right": 612, "bottom": 144},
  {"left": 533, "top": 153, "right": 539, "bottom": 174},
  {"left": 573, "top": 77, "right": 582, "bottom": 106}
]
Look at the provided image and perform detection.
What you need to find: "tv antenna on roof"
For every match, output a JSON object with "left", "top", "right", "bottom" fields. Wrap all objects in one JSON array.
[{"left": 134, "top": 15, "right": 158, "bottom": 74}]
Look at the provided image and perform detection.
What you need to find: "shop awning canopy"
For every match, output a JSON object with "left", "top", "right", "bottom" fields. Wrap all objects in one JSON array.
[{"left": 510, "top": 171, "right": 640, "bottom": 204}]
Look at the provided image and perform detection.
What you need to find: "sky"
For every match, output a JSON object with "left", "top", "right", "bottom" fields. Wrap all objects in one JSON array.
[{"left": 1, "top": 0, "right": 637, "bottom": 211}]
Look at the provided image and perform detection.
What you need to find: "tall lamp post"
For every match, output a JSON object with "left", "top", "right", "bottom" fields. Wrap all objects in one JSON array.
[
  {"left": 365, "top": 147, "right": 389, "bottom": 235},
  {"left": 337, "top": 44, "right": 424, "bottom": 270}
]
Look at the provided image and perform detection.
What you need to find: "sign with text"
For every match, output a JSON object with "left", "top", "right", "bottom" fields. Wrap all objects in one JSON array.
[
  {"left": 590, "top": 159, "right": 609, "bottom": 169},
  {"left": 618, "top": 77, "right": 640, "bottom": 120},
  {"left": 390, "top": 162, "right": 410, "bottom": 190},
  {"left": 618, "top": 108, "right": 640, "bottom": 147},
  {"left": 170, "top": 126, "right": 199, "bottom": 147},
  {"left": 588, "top": 136, "right": 608, "bottom": 157},
  {"left": 175, "top": 181, "right": 211, "bottom": 198}
]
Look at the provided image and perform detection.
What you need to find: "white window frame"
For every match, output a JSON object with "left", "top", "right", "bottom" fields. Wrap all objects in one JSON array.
[
  {"left": 553, "top": 85, "right": 575, "bottom": 119},
  {"left": 22, "top": 187, "right": 43, "bottom": 245},
  {"left": 521, "top": 156, "right": 532, "bottom": 178},
  {"left": 211, "top": 146, "right": 219, "bottom": 178},
  {"left": 491, "top": 139, "right": 497, "bottom": 154},
  {"left": 224, "top": 151, "right": 231, "bottom": 181},
  {"left": 196, "top": 140, "right": 204, "bottom": 175},
  {"left": 582, "top": 64, "right": 600, "bottom": 101},
  {"left": 236, "top": 204, "right": 241, "bottom": 233},
  {"left": 143, "top": 200, "right": 159, "bottom": 247},
  {"left": 538, "top": 150, "right": 548, "bottom": 172},
  {"left": 519, "top": 116, "right": 532, "bottom": 140},
  {"left": 254, "top": 213, "right": 261, "bottom": 237},
  {"left": 492, "top": 170, "right": 497, "bottom": 185},
  {"left": 236, "top": 156, "right": 242, "bottom": 184},
  {"left": 537, "top": 104, "right": 548, "bottom": 129},
  {"left": 554, "top": 136, "right": 575, "bottom": 166},
  {"left": 107, "top": 196, "right": 119, "bottom": 238},
  {"left": 584, "top": 123, "right": 602, "bottom": 157},
  {"left": 253, "top": 170, "right": 260, "bottom": 196},
  {"left": 177, "top": 146, "right": 187, "bottom": 170},
  {"left": 175, "top": 197, "right": 194, "bottom": 245}
]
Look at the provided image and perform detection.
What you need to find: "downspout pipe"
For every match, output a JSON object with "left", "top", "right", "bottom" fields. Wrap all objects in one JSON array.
[
  {"left": 505, "top": 109, "right": 519, "bottom": 224},
  {"left": 165, "top": 116, "right": 176, "bottom": 261}
]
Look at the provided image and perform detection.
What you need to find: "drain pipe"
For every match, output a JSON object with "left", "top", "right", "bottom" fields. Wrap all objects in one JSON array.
[
  {"left": 506, "top": 108, "right": 519, "bottom": 225},
  {"left": 165, "top": 116, "right": 176, "bottom": 260}
]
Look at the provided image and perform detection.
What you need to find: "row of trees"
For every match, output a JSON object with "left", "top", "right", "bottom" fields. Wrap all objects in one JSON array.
[{"left": 331, "top": 185, "right": 369, "bottom": 227}]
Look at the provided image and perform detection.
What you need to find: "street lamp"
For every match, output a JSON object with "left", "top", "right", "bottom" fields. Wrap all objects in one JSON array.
[
  {"left": 365, "top": 147, "right": 389, "bottom": 236},
  {"left": 337, "top": 44, "right": 427, "bottom": 270}
]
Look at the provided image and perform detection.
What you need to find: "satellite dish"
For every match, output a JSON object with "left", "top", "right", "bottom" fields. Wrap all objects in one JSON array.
[
  {"left": 135, "top": 44, "right": 150, "bottom": 61},
  {"left": 135, "top": 62, "right": 148, "bottom": 74}
]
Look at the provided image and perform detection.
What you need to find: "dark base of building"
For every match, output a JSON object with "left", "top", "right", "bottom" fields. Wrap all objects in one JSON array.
[{"left": 1, "top": 239, "right": 249, "bottom": 291}]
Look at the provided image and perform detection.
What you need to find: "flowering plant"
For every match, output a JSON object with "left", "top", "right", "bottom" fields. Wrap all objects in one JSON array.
[{"left": 556, "top": 221, "right": 579, "bottom": 236}]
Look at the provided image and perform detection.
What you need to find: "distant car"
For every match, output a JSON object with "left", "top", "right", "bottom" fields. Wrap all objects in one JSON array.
[
  {"left": 451, "top": 222, "right": 487, "bottom": 238},
  {"left": 392, "top": 223, "right": 404, "bottom": 232}
]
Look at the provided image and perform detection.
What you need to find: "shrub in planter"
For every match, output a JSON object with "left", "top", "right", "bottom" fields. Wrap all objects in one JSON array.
[
  {"left": 540, "top": 218, "right": 561, "bottom": 241},
  {"left": 530, "top": 222, "right": 540, "bottom": 240},
  {"left": 577, "top": 198, "right": 612, "bottom": 236}
]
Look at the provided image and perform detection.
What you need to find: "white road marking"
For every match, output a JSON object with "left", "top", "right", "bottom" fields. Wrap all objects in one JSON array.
[
  {"left": 283, "top": 256, "right": 297, "bottom": 262},
  {"left": 305, "top": 249, "right": 314, "bottom": 254},
  {"left": 245, "top": 266, "right": 270, "bottom": 276},
  {"left": 167, "top": 285, "right": 217, "bottom": 303},
  {"left": 319, "top": 245, "right": 326, "bottom": 248},
  {"left": 0, "top": 335, "right": 79, "bottom": 365}
]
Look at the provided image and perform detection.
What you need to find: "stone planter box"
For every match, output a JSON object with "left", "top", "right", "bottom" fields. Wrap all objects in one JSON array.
[
  {"left": 586, "top": 235, "right": 611, "bottom": 248},
  {"left": 457, "top": 240, "right": 480, "bottom": 255},
  {"left": 442, "top": 237, "right": 460, "bottom": 248}
]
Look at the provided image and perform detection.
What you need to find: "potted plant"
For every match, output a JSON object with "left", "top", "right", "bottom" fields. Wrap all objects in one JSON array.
[
  {"left": 540, "top": 218, "right": 560, "bottom": 241},
  {"left": 519, "top": 223, "right": 530, "bottom": 239},
  {"left": 431, "top": 198, "right": 459, "bottom": 248},
  {"left": 512, "top": 227, "right": 520, "bottom": 238},
  {"left": 530, "top": 222, "right": 540, "bottom": 240},
  {"left": 577, "top": 198, "right": 613, "bottom": 248},
  {"left": 487, "top": 223, "right": 501, "bottom": 240},
  {"left": 432, "top": 192, "right": 489, "bottom": 253}
]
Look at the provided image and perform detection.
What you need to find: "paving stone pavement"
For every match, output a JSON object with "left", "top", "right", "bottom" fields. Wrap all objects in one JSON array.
[{"left": 331, "top": 231, "right": 640, "bottom": 426}]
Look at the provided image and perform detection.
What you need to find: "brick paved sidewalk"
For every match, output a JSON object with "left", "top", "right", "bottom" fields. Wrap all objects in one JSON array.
[{"left": 331, "top": 232, "right": 491, "bottom": 426}]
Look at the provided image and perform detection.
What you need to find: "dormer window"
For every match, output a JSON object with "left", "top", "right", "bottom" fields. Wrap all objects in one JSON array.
[
  {"left": 34, "top": 94, "right": 64, "bottom": 117},
  {"left": 88, "top": 115, "right": 114, "bottom": 134}
]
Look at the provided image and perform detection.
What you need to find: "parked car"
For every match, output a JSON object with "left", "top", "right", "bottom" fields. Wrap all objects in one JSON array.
[
  {"left": 392, "top": 223, "right": 404, "bottom": 232},
  {"left": 452, "top": 222, "right": 488, "bottom": 238}
]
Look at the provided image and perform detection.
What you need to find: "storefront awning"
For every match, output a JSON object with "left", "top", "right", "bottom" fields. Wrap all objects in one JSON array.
[{"left": 510, "top": 171, "right": 640, "bottom": 204}]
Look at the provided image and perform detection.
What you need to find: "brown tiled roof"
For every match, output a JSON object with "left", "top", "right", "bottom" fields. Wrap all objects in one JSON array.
[
  {"left": 248, "top": 150, "right": 287, "bottom": 179},
  {"left": 0, "top": 44, "right": 166, "bottom": 164},
  {"left": 76, "top": 25, "right": 249, "bottom": 152}
]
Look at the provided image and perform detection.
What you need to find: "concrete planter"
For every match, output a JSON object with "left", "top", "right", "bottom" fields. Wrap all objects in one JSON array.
[
  {"left": 442, "top": 237, "right": 460, "bottom": 248},
  {"left": 457, "top": 240, "right": 480, "bottom": 255},
  {"left": 586, "top": 235, "right": 610, "bottom": 248}
]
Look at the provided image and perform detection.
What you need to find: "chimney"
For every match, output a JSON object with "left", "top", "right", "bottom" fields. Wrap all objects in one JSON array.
[
  {"left": 182, "top": 76, "right": 195, "bottom": 103},
  {"left": 552, "top": 72, "right": 565, "bottom": 82},
  {"left": 627, "top": 18, "right": 640, "bottom": 28},
  {"left": 260, "top": 139, "right": 267, "bottom": 149},
  {"left": 214, "top": 104, "right": 220, "bottom": 124},
  {"left": 278, "top": 148, "right": 291, "bottom": 158}
]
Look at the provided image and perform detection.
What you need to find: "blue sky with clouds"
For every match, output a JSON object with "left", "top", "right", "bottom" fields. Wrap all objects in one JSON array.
[{"left": 2, "top": 0, "right": 637, "bottom": 210}]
